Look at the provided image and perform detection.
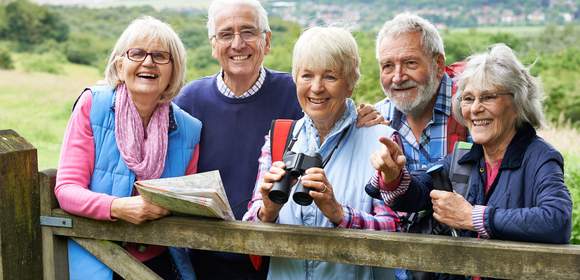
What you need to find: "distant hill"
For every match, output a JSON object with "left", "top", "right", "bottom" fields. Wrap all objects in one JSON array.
[
  {"left": 34, "top": 0, "right": 212, "bottom": 10},
  {"left": 265, "top": 0, "right": 579, "bottom": 29},
  {"left": 32, "top": 0, "right": 579, "bottom": 29}
]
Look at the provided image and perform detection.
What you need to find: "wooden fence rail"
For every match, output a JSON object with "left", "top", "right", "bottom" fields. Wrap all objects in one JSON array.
[{"left": 2, "top": 130, "right": 580, "bottom": 279}]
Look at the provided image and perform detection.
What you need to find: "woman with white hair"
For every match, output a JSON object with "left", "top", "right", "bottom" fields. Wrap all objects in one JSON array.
[
  {"left": 374, "top": 44, "right": 572, "bottom": 248},
  {"left": 55, "top": 16, "right": 199, "bottom": 279},
  {"left": 243, "top": 26, "right": 399, "bottom": 279}
]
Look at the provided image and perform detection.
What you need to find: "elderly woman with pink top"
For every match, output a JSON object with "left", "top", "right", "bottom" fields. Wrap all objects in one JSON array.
[{"left": 55, "top": 16, "right": 199, "bottom": 280}]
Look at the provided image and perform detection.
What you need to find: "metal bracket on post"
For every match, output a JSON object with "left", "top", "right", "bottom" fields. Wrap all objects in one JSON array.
[{"left": 40, "top": 216, "right": 73, "bottom": 228}]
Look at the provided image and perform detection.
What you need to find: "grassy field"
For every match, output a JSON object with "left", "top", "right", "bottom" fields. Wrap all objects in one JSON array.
[{"left": 0, "top": 63, "right": 101, "bottom": 169}]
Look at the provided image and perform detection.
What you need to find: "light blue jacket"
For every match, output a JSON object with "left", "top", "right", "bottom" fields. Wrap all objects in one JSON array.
[
  {"left": 67, "top": 86, "right": 201, "bottom": 280},
  {"left": 269, "top": 99, "right": 396, "bottom": 280}
]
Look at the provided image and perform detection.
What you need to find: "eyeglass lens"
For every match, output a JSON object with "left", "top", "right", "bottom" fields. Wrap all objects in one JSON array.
[
  {"left": 126, "top": 48, "right": 171, "bottom": 64},
  {"left": 216, "top": 29, "right": 262, "bottom": 43},
  {"left": 460, "top": 93, "right": 511, "bottom": 106}
]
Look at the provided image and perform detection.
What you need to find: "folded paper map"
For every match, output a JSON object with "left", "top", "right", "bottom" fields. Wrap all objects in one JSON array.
[{"left": 135, "top": 170, "right": 235, "bottom": 220}]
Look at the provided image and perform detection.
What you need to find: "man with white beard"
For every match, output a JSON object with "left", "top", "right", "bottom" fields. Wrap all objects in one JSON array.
[
  {"left": 375, "top": 13, "right": 467, "bottom": 172},
  {"left": 372, "top": 13, "right": 468, "bottom": 280}
]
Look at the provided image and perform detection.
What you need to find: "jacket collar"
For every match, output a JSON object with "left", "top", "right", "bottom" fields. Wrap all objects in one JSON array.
[{"left": 458, "top": 122, "right": 536, "bottom": 169}]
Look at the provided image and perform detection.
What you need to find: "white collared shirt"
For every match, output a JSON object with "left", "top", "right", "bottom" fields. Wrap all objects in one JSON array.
[{"left": 216, "top": 67, "right": 266, "bottom": 99}]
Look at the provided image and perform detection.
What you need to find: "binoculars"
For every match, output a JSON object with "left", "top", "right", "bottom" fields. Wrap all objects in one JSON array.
[
  {"left": 426, "top": 164, "right": 459, "bottom": 237},
  {"left": 426, "top": 164, "right": 453, "bottom": 192},
  {"left": 268, "top": 151, "right": 322, "bottom": 206}
]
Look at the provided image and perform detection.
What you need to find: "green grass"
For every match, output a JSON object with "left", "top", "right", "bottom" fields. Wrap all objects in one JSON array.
[{"left": 0, "top": 59, "right": 101, "bottom": 170}]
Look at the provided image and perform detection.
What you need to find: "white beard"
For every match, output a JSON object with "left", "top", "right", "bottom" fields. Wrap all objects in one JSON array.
[{"left": 383, "top": 70, "right": 440, "bottom": 118}]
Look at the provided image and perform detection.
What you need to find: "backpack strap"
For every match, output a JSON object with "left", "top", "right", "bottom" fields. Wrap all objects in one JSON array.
[
  {"left": 445, "top": 61, "right": 468, "bottom": 154},
  {"left": 446, "top": 115, "right": 468, "bottom": 154},
  {"left": 449, "top": 141, "right": 473, "bottom": 198},
  {"left": 270, "top": 119, "right": 297, "bottom": 162},
  {"left": 250, "top": 119, "right": 296, "bottom": 271}
]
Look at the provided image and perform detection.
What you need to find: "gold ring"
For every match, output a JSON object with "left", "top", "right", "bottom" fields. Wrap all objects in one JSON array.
[{"left": 321, "top": 184, "right": 328, "bottom": 193}]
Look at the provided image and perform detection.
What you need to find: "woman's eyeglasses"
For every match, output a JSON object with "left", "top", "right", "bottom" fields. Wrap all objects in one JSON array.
[
  {"left": 125, "top": 48, "right": 172, "bottom": 64},
  {"left": 460, "top": 92, "right": 513, "bottom": 107},
  {"left": 213, "top": 29, "right": 265, "bottom": 44}
]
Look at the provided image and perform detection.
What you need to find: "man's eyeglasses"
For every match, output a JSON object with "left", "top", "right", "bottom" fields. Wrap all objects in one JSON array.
[
  {"left": 459, "top": 92, "right": 513, "bottom": 107},
  {"left": 213, "top": 29, "right": 265, "bottom": 44},
  {"left": 125, "top": 48, "right": 172, "bottom": 65}
]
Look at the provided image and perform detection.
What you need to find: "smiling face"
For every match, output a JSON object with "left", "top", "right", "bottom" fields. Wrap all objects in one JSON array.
[
  {"left": 378, "top": 31, "right": 444, "bottom": 116},
  {"left": 296, "top": 67, "right": 352, "bottom": 130},
  {"left": 461, "top": 84, "right": 518, "bottom": 151},
  {"left": 116, "top": 39, "right": 173, "bottom": 102},
  {"left": 211, "top": 4, "right": 271, "bottom": 83}
]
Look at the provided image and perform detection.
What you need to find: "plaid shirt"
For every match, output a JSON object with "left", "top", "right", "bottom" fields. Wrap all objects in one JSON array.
[
  {"left": 243, "top": 133, "right": 400, "bottom": 232},
  {"left": 375, "top": 74, "right": 454, "bottom": 171},
  {"left": 216, "top": 67, "right": 266, "bottom": 99}
]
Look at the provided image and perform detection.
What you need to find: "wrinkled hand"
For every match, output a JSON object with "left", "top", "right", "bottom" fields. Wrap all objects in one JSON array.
[
  {"left": 356, "top": 104, "right": 388, "bottom": 127},
  {"left": 370, "top": 137, "right": 406, "bottom": 183},
  {"left": 300, "top": 167, "right": 344, "bottom": 224},
  {"left": 258, "top": 161, "right": 287, "bottom": 222},
  {"left": 430, "top": 190, "right": 474, "bottom": 230},
  {"left": 110, "top": 195, "right": 169, "bottom": 224}
]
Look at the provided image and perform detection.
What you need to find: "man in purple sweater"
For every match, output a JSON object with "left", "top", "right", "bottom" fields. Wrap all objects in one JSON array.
[
  {"left": 174, "top": 1, "right": 301, "bottom": 279},
  {"left": 174, "top": 0, "right": 382, "bottom": 279}
]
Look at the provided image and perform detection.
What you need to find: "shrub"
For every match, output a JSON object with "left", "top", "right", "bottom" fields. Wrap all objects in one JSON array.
[
  {"left": 65, "top": 37, "right": 99, "bottom": 66},
  {"left": 20, "top": 51, "right": 66, "bottom": 74},
  {"left": 0, "top": 48, "right": 14, "bottom": 69},
  {"left": 4, "top": 0, "right": 69, "bottom": 47}
]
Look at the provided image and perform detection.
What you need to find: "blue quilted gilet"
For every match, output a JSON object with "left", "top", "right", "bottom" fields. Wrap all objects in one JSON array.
[{"left": 68, "top": 85, "right": 201, "bottom": 280}]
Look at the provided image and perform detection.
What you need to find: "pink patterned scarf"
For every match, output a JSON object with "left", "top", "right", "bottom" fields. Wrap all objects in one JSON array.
[{"left": 114, "top": 84, "right": 169, "bottom": 180}]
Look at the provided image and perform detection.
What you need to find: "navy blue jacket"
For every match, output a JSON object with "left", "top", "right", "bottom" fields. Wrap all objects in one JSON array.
[{"left": 392, "top": 123, "right": 572, "bottom": 244}]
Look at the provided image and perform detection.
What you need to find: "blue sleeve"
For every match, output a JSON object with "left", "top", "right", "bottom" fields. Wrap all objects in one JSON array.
[
  {"left": 486, "top": 151, "right": 572, "bottom": 244},
  {"left": 390, "top": 156, "right": 453, "bottom": 213}
]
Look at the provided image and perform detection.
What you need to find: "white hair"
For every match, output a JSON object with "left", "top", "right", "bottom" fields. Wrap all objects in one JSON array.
[
  {"left": 207, "top": 0, "right": 271, "bottom": 39},
  {"left": 376, "top": 13, "right": 445, "bottom": 61},
  {"left": 292, "top": 27, "right": 360, "bottom": 90},
  {"left": 104, "top": 16, "right": 187, "bottom": 103},
  {"left": 452, "top": 43, "right": 545, "bottom": 129}
]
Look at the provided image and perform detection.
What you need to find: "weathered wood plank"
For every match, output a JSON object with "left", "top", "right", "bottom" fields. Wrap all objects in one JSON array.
[
  {"left": 39, "top": 169, "right": 59, "bottom": 216},
  {"left": 46, "top": 209, "right": 580, "bottom": 279},
  {"left": 0, "top": 228, "right": 3, "bottom": 278},
  {"left": 0, "top": 130, "right": 42, "bottom": 279},
  {"left": 42, "top": 229, "right": 69, "bottom": 280},
  {"left": 39, "top": 170, "right": 69, "bottom": 280},
  {"left": 72, "top": 237, "right": 161, "bottom": 280}
]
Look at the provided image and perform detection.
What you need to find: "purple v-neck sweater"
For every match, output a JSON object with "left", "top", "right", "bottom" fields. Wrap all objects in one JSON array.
[{"left": 175, "top": 69, "right": 302, "bottom": 219}]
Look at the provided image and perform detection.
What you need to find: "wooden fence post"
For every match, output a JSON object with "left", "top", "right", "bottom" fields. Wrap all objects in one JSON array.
[
  {"left": 0, "top": 130, "right": 42, "bottom": 279},
  {"left": 39, "top": 169, "right": 69, "bottom": 280}
]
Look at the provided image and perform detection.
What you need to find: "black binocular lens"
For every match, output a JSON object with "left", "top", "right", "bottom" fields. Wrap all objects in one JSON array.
[
  {"left": 292, "top": 182, "right": 313, "bottom": 206},
  {"left": 269, "top": 175, "right": 293, "bottom": 204},
  {"left": 267, "top": 152, "right": 322, "bottom": 206}
]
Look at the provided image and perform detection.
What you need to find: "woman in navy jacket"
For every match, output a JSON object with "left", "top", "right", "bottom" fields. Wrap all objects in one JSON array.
[{"left": 373, "top": 44, "right": 572, "bottom": 244}]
